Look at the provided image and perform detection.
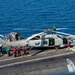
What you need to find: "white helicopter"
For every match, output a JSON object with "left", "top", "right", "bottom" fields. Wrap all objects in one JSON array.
[{"left": 0, "top": 27, "right": 72, "bottom": 48}]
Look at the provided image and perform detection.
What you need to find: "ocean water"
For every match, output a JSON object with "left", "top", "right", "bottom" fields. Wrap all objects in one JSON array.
[{"left": 0, "top": 0, "right": 75, "bottom": 38}]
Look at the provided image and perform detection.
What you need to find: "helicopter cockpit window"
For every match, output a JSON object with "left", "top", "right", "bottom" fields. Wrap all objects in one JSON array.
[
  {"left": 43, "top": 41, "right": 47, "bottom": 44},
  {"left": 30, "top": 36, "right": 40, "bottom": 40}
]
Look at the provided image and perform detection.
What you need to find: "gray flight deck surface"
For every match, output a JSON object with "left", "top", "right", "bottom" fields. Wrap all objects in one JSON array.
[{"left": 0, "top": 48, "right": 75, "bottom": 75}]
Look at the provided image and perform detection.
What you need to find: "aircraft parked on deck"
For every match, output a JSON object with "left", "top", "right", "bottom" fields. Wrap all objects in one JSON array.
[{"left": 0, "top": 27, "right": 74, "bottom": 48}]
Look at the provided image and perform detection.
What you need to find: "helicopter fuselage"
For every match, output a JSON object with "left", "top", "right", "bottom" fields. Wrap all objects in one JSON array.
[{"left": 26, "top": 32, "right": 68, "bottom": 48}]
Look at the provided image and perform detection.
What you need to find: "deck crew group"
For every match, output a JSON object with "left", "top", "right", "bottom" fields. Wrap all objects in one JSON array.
[{"left": 0, "top": 45, "right": 29, "bottom": 57}]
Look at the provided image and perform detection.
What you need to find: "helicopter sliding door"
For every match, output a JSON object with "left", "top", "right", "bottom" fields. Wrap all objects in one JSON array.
[{"left": 49, "top": 38, "right": 55, "bottom": 46}]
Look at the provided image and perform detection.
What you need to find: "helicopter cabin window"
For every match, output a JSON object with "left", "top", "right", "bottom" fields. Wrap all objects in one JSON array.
[
  {"left": 49, "top": 38, "right": 55, "bottom": 46},
  {"left": 43, "top": 41, "right": 47, "bottom": 44},
  {"left": 30, "top": 36, "right": 40, "bottom": 40}
]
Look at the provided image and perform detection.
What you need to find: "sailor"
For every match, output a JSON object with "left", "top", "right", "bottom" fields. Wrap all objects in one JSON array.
[
  {"left": 6, "top": 46, "right": 11, "bottom": 57},
  {"left": 53, "top": 25, "right": 56, "bottom": 31},
  {"left": 50, "top": 40, "right": 53, "bottom": 45},
  {"left": 55, "top": 46, "right": 59, "bottom": 51},
  {"left": 0, "top": 44, "right": 2, "bottom": 57},
  {"left": 22, "top": 46, "right": 27, "bottom": 55},
  {"left": 67, "top": 42, "right": 71, "bottom": 51},
  {"left": 13, "top": 47, "right": 17, "bottom": 57},
  {"left": 17, "top": 45, "right": 21, "bottom": 56}
]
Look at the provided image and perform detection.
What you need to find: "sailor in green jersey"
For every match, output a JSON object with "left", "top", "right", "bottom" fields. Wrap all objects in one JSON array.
[
  {"left": 50, "top": 41, "right": 53, "bottom": 45},
  {"left": 6, "top": 46, "right": 11, "bottom": 57},
  {"left": 53, "top": 25, "right": 56, "bottom": 31}
]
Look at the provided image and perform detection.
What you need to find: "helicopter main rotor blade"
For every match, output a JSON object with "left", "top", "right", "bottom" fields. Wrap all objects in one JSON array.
[
  {"left": 13, "top": 28, "right": 31, "bottom": 30},
  {"left": 13, "top": 28, "right": 45, "bottom": 31},
  {"left": 55, "top": 31, "right": 75, "bottom": 36},
  {"left": 56, "top": 28, "right": 68, "bottom": 30},
  {"left": 13, "top": 27, "right": 68, "bottom": 31},
  {"left": 0, "top": 34, "right": 4, "bottom": 38}
]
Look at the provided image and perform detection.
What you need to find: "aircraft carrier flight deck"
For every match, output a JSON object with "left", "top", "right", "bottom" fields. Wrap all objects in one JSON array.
[{"left": 0, "top": 47, "right": 75, "bottom": 75}]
